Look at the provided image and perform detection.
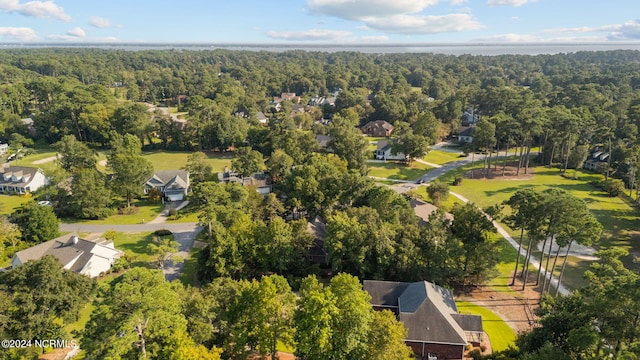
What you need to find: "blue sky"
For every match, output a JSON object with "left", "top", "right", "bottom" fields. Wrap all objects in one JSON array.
[{"left": 0, "top": 0, "right": 639, "bottom": 43}]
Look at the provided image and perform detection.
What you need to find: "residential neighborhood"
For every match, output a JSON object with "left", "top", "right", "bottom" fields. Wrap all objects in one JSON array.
[{"left": 0, "top": 47, "right": 638, "bottom": 360}]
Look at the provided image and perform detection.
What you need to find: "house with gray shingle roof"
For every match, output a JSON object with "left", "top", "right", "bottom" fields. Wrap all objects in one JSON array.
[
  {"left": 364, "top": 280, "right": 483, "bottom": 360},
  {"left": 0, "top": 165, "right": 49, "bottom": 195},
  {"left": 11, "top": 234, "right": 123, "bottom": 278},
  {"left": 144, "top": 170, "right": 190, "bottom": 201}
]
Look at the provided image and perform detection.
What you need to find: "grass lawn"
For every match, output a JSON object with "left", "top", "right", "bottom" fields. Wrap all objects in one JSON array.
[
  {"left": 61, "top": 199, "right": 164, "bottom": 225},
  {"left": 12, "top": 148, "right": 59, "bottom": 173},
  {"left": 0, "top": 194, "right": 32, "bottom": 214},
  {"left": 111, "top": 231, "right": 175, "bottom": 268},
  {"left": 456, "top": 300, "right": 517, "bottom": 352},
  {"left": 179, "top": 248, "right": 200, "bottom": 287},
  {"left": 368, "top": 161, "right": 431, "bottom": 181},
  {"left": 141, "top": 150, "right": 232, "bottom": 172},
  {"left": 442, "top": 164, "right": 640, "bottom": 290},
  {"left": 167, "top": 204, "right": 201, "bottom": 223},
  {"left": 422, "top": 150, "right": 465, "bottom": 165}
]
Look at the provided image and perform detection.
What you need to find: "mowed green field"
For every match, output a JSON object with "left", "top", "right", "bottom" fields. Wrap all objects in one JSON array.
[
  {"left": 0, "top": 195, "right": 32, "bottom": 215},
  {"left": 442, "top": 164, "right": 640, "bottom": 290},
  {"left": 141, "top": 151, "right": 233, "bottom": 172},
  {"left": 456, "top": 301, "right": 517, "bottom": 352},
  {"left": 422, "top": 150, "right": 465, "bottom": 165},
  {"left": 367, "top": 161, "right": 432, "bottom": 181}
]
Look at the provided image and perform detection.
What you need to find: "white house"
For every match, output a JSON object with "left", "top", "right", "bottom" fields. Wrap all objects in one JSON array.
[
  {"left": 375, "top": 140, "right": 406, "bottom": 160},
  {"left": 0, "top": 143, "right": 8, "bottom": 155},
  {"left": 457, "top": 126, "right": 475, "bottom": 143},
  {"left": 0, "top": 165, "right": 49, "bottom": 194},
  {"left": 11, "top": 234, "right": 123, "bottom": 278},
  {"left": 144, "top": 170, "right": 190, "bottom": 201}
]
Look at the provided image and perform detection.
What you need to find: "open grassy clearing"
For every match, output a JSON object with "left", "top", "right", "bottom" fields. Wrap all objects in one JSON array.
[
  {"left": 422, "top": 150, "right": 465, "bottom": 165},
  {"left": 0, "top": 194, "right": 32, "bottom": 215},
  {"left": 61, "top": 199, "right": 163, "bottom": 225},
  {"left": 367, "top": 161, "right": 431, "bottom": 180},
  {"left": 141, "top": 150, "right": 232, "bottom": 172},
  {"left": 456, "top": 300, "right": 517, "bottom": 352},
  {"left": 441, "top": 163, "right": 639, "bottom": 290},
  {"left": 179, "top": 247, "right": 200, "bottom": 287}
]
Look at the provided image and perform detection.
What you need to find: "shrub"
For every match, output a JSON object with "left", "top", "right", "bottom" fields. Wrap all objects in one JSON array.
[
  {"left": 427, "top": 181, "right": 450, "bottom": 206},
  {"left": 118, "top": 206, "right": 139, "bottom": 215},
  {"left": 154, "top": 229, "right": 173, "bottom": 236},
  {"left": 453, "top": 174, "right": 463, "bottom": 185},
  {"left": 111, "top": 256, "right": 131, "bottom": 273},
  {"left": 148, "top": 188, "right": 163, "bottom": 202},
  {"left": 603, "top": 179, "right": 625, "bottom": 197}
]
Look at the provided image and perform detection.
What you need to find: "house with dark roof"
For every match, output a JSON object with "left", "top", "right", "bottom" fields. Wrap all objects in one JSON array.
[
  {"left": 11, "top": 234, "right": 123, "bottom": 278},
  {"left": 306, "top": 216, "right": 327, "bottom": 264},
  {"left": 583, "top": 149, "right": 609, "bottom": 172},
  {"left": 457, "top": 126, "right": 475, "bottom": 143},
  {"left": 375, "top": 140, "right": 405, "bottom": 161},
  {"left": 144, "top": 170, "right": 190, "bottom": 201},
  {"left": 0, "top": 165, "right": 49, "bottom": 195},
  {"left": 315, "top": 134, "right": 332, "bottom": 151},
  {"left": 364, "top": 280, "right": 483, "bottom": 360},
  {"left": 361, "top": 120, "right": 394, "bottom": 137}
]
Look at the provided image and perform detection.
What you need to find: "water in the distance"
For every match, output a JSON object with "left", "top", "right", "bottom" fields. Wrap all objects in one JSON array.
[{"left": 2, "top": 42, "right": 640, "bottom": 55}]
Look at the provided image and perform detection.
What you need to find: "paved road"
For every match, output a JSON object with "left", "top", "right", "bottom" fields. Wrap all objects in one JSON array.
[
  {"left": 60, "top": 222, "right": 199, "bottom": 233},
  {"left": 60, "top": 222, "right": 203, "bottom": 281}
]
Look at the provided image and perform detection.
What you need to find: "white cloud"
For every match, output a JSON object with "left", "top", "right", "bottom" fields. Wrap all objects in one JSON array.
[
  {"left": 306, "top": 0, "right": 482, "bottom": 35},
  {"left": 545, "top": 20, "right": 640, "bottom": 40},
  {"left": 46, "top": 33, "right": 119, "bottom": 42},
  {"left": 0, "top": 0, "right": 71, "bottom": 21},
  {"left": 307, "top": 0, "right": 440, "bottom": 19},
  {"left": 0, "top": 26, "right": 37, "bottom": 41},
  {"left": 66, "top": 26, "right": 85, "bottom": 37},
  {"left": 363, "top": 13, "right": 484, "bottom": 34},
  {"left": 88, "top": 16, "right": 119, "bottom": 28},
  {"left": 487, "top": 0, "right": 536, "bottom": 6},
  {"left": 475, "top": 33, "right": 539, "bottom": 42},
  {"left": 265, "top": 29, "right": 353, "bottom": 41}
]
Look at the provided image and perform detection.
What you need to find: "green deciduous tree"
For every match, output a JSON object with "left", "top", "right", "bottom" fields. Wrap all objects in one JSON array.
[
  {"left": 68, "top": 168, "right": 113, "bottom": 219},
  {"left": 426, "top": 181, "right": 449, "bottom": 206},
  {"left": 183, "top": 151, "right": 212, "bottom": 184},
  {"left": 82, "top": 268, "right": 201, "bottom": 359},
  {"left": 10, "top": 200, "right": 59, "bottom": 244},
  {"left": 107, "top": 133, "right": 154, "bottom": 208},
  {"left": 231, "top": 146, "right": 265, "bottom": 177},
  {"left": 0, "top": 256, "right": 95, "bottom": 340},
  {"left": 54, "top": 134, "right": 96, "bottom": 172}
]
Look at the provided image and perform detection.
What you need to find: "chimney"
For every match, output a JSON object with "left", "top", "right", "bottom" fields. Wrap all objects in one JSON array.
[{"left": 71, "top": 235, "right": 79, "bottom": 245}]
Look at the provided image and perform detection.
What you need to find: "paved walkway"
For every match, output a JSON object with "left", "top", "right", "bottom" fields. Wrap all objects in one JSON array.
[
  {"left": 415, "top": 158, "right": 442, "bottom": 168},
  {"left": 448, "top": 191, "right": 570, "bottom": 295},
  {"left": 148, "top": 200, "right": 190, "bottom": 224},
  {"left": 380, "top": 151, "right": 571, "bottom": 295}
]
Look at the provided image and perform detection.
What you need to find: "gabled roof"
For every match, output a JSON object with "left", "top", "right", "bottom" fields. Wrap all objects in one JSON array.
[
  {"left": 362, "top": 120, "right": 394, "bottom": 131},
  {"left": 0, "top": 166, "right": 42, "bottom": 186},
  {"left": 376, "top": 140, "right": 393, "bottom": 151},
  {"left": 458, "top": 126, "right": 475, "bottom": 137},
  {"left": 363, "top": 280, "right": 482, "bottom": 346},
  {"left": 146, "top": 170, "right": 189, "bottom": 190},
  {"left": 316, "top": 135, "right": 332, "bottom": 148},
  {"left": 13, "top": 234, "right": 122, "bottom": 276}
]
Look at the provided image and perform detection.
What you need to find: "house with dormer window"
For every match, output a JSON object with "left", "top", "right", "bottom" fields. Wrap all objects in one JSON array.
[{"left": 0, "top": 165, "right": 49, "bottom": 195}]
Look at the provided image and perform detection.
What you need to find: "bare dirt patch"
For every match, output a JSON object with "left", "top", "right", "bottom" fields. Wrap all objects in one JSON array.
[
  {"left": 457, "top": 273, "right": 542, "bottom": 335},
  {"left": 465, "top": 164, "right": 534, "bottom": 181}
]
